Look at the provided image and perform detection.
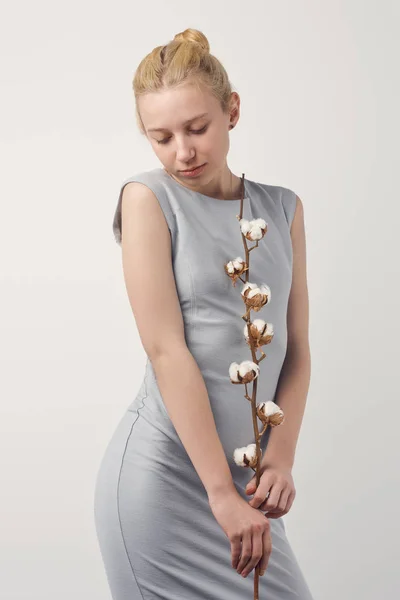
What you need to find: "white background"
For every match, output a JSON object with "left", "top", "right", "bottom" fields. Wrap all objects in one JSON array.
[{"left": 1, "top": 1, "right": 399, "bottom": 598}]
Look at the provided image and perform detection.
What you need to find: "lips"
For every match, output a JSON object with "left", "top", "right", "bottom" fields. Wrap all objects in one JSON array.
[{"left": 179, "top": 163, "right": 205, "bottom": 172}]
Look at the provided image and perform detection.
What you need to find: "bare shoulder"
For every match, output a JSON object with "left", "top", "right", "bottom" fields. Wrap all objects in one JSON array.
[
  {"left": 289, "top": 194, "right": 306, "bottom": 248},
  {"left": 120, "top": 181, "right": 167, "bottom": 231},
  {"left": 292, "top": 194, "right": 305, "bottom": 228}
]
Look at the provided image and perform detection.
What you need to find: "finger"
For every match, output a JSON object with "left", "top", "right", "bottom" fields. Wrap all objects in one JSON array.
[
  {"left": 241, "top": 527, "right": 264, "bottom": 578},
  {"left": 260, "top": 485, "right": 283, "bottom": 512},
  {"left": 273, "top": 487, "right": 291, "bottom": 513},
  {"left": 231, "top": 533, "right": 242, "bottom": 570},
  {"left": 248, "top": 474, "right": 274, "bottom": 508},
  {"left": 274, "top": 492, "right": 295, "bottom": 516},
  {"left": 236, "top": 531, "right": 252, "bottom": 574},
  {"left": 285, "top": 490, "right": 296, "bottom": 512},
  {"left": 265, "top": 489, "right": 294, "bottom": 518},
  {"left": 246, "top": 478, "right": 256, "bottom": 494},
  {"left": 250, "top": 483, "right": 273, "bottom": 509},
  {"left": 258, "top": 519, "right": 272, "bottom": 575}
]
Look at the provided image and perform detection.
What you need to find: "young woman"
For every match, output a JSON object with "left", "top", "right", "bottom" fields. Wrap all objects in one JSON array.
[{"left": 94, "top": 28, "right": 313, "bottom": 600}]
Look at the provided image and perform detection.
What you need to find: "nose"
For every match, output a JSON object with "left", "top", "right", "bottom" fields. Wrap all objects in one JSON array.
[{"left": 175, "top": 136, "right": 196, "bottom": 163}]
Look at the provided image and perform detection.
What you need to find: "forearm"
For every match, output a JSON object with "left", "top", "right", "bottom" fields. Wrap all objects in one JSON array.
[
  {"left": 262, "top": 346, "right": 311, "bottom": 470},
  {"left": 151, "top": 344, "right": 236, "bottom": 500}
]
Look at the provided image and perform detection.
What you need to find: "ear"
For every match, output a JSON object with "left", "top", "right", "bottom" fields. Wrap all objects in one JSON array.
[{"left": 228, "top": 92, "right": 240, "bottom": 127}]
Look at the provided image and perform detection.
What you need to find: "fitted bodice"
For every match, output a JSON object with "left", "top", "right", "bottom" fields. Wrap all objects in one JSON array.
[{"left": 112, "top": 167, "right": 297, "bottom": 481}]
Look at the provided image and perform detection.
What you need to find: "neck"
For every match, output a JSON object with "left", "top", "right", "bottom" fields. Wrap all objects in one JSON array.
[{"left": 165, "top": 165, "right": 243, "bottom": 201}]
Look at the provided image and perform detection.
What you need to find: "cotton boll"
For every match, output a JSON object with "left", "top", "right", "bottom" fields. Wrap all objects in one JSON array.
[
  {"left": 263, "top": 401, "right": 283, "bottom": 416},
  {"left": 253, "top": 319, "right": 266, "bottom": 332},
  {"left": 256, "top": 401, "right": 285, "bottom": 426},
  {"left": 241, "top": 218, "right": 267, "bottom": 241},
  {"left": 229, "top": 360, "right": 260, "bottom": 384},
  {"left": 248, "top": 225, "right": 264, "bottom": 241},
  {"left": 239, "top": 219, "right": 251, "bottom": 235},
  {"left": 233, "top": 443, "right": 259, "bottom": 468},
  {"left": 238, "top": 360, "right": 259, "bottom": 378},
  {"left": 245, "top": 443, "right": 257, "bottom": 460},
  {"left": 224, "top": 257, "right": 247, "bottom": 285},
  {"left": 244, "top": 319, "right": 266, "bottom": 342},
  {"left": 233, "top": 446, "right": 248, "bottom": 467},
  {"left": 246, "top": 286, "right": 261, "bottom": 299},
  {"left": 259, "top": 284, "right": 271, "bottom": 298},
  {"left": 241, "top": 282, "right": 258, "bottom": 296},
  {"left": 264, "top": 322, "right": 273, "bottom": 335},
  {"left": 226, "top": 256, "right": 244, "bottom": 273},
  {"left": 229, "top": 362, "right": 240, "bottom": 382},
  {"left": 242, "top": 284, "right": 271, "bottom": 312},
  {"left": 233, "top": 256, "right": 245, "bottom": 266}
]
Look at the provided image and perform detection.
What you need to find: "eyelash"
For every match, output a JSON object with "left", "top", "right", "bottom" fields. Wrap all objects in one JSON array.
[{"left": 156, "top": 125, "right": 208, "bottom": 145}]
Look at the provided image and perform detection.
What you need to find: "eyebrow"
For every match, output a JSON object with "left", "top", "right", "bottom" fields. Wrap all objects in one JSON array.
[{"left": 147, "top": 113, "right": 209, "bottom": 133}]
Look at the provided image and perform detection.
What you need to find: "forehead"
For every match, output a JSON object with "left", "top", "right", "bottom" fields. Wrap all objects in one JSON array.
[{"left": 139, "top": 83, "right": 222, "bottom": 131}]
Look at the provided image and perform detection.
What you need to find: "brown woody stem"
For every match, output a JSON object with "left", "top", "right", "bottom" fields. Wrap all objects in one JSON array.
[{"left": 238, "top": 174, "right": 263, "bottom": 599}]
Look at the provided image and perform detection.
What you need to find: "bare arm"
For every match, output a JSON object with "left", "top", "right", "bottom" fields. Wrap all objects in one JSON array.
[
  {"left": 120, "top": 182, "right": 236, "bottom": 500},
  {"left": 261, "top": 195, "right": 311, "bottom": 469}
]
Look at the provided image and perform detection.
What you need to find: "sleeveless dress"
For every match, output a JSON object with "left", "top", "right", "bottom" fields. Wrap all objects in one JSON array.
[{"left": 94, "top": 167, "right": 314, "bottom": 600}]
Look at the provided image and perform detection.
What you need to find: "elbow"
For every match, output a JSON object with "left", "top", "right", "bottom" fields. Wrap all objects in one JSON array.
[
  {"left": 285, "top": 338, "right": 311, "bottom": 364},
  {"left": 146, "top": 339, "right": 190, "bottom": 365}
]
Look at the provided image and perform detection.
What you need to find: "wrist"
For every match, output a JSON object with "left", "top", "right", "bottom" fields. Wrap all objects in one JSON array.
[
  {"left": 261, "top": 454, "right": 294, "bottom": 472},
  {"left": 207, "top": 481, "right": 237, "bottom": 504}
]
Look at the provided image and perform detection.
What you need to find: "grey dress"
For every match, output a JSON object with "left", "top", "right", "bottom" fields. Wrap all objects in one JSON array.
[{"left": 94, "top": 167, "right": 314, "bottom": 599}]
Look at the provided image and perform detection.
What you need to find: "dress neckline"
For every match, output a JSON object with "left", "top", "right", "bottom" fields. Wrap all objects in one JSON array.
[{"left": 159, "top": 168, "right": 250, "bottom": 203}]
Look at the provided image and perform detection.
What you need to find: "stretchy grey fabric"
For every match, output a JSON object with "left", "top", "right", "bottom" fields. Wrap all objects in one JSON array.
[{"left": 94, "top": 167, "right": 314, "bottom": 599}]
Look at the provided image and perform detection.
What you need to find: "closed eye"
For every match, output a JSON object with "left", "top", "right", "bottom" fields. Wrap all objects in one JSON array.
[{"left": 156, "top": 125, "right": 208, "bottom": 145}]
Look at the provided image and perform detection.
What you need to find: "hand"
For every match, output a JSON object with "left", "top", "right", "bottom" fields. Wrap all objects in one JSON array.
[
  {"left": 208, "top": 489, "right": 272, "bottom": 577},
  {"left": 245, "top": 463, "right": 296, "bottom": 518}
]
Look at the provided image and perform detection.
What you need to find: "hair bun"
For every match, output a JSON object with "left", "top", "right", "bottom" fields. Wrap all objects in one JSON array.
[{"left": 173, "top": 28, "right": 210, "bottom": 53}]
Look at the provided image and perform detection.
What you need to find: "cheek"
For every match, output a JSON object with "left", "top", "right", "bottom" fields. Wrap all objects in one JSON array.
[
  {"left": 151, "top": 142, "right": 171, "bottom": 161},
  {"left": 203, "top": 130, "right": 228, "bottom": 157}
]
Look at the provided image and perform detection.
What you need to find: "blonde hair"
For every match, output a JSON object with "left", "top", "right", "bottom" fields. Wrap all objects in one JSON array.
[{"left": 133, "top": 28, "right": 233, "bottom": 134}]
